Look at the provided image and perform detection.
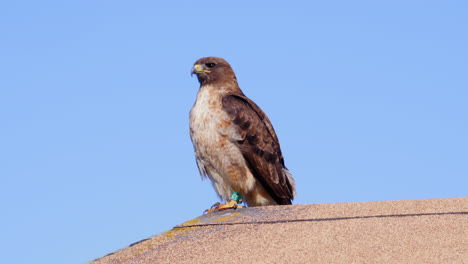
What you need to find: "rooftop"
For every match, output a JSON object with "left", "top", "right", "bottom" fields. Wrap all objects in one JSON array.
[{"left": 91, "top": 197, "right": 467, "bottom": 264}]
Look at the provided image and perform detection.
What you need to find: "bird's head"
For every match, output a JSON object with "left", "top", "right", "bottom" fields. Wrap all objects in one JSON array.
[{"left": 191, "top": 57, "right": 237, "bottom": 85}]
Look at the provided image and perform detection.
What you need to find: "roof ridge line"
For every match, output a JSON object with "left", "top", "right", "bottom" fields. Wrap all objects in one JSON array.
[{"left": 174, "top": 211, "right": 468, "bottom": 229}]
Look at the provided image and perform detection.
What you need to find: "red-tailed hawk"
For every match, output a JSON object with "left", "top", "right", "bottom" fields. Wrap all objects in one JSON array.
[{"left": 190, "top": 57, "right": 296, "bottom": 211}]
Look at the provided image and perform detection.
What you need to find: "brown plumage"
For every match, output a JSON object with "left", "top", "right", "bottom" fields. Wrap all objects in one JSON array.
[{"left": 190, "top": 57, "right": 296, "bottom": 206}]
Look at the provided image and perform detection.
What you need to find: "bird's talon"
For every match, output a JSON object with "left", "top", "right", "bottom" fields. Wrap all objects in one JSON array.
[
  {"left": 203, "top": 202, "right": 221, "bottom": 214},
  {"left": 204, "top": 199, "right": 243, "bottom": 213}
]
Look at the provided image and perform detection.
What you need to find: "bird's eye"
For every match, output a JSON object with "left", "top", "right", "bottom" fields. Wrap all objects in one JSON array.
[{"left": 205, "top": 63, "right": 216, "bottom": 68}]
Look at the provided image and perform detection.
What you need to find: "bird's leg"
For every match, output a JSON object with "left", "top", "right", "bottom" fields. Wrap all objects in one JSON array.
[{"left": 205, "top": 192, "right": 244, "bottom": 213}]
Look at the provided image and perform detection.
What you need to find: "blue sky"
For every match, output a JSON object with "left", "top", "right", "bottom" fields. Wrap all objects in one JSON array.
[{"left": 1, "top": 1, "right": 467, "bottom": 263}]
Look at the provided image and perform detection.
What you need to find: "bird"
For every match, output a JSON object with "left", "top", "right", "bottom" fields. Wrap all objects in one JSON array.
[{"left": 189, "top": 57, "right": 296, "bottom": 212}]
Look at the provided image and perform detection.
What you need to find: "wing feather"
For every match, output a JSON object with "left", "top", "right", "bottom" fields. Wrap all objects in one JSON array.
[{"left": 222, "top": 94, "right": 295, "bottom": 204}]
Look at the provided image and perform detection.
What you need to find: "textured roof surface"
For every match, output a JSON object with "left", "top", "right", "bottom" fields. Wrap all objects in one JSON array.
[{"left": 91, "top": 197, "right": 467, "bottom": 264}]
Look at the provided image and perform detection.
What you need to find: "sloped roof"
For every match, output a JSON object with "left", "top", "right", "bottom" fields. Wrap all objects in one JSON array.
[{"left": 91, "top": 197, "right": 467, "bottom": 264}]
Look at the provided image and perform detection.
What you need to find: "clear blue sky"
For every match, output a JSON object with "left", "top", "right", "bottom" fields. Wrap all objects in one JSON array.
[{"left": 1, "top": 1, "right": 467, "bottom": 263}]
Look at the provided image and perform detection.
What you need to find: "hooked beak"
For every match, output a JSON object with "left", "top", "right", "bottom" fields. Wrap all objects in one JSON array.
[{"left": 191, "top": 64, "right": 211, "bottom": 76}]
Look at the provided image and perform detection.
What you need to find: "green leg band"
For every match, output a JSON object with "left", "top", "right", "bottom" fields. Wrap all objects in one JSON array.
[{"left": 230, "top": 192, "right": 243, "bottom": 203}]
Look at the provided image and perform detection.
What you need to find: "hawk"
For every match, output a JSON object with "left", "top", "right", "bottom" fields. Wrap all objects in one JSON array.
[{"left": 190, "top": 57, "right": 296, "bottom": 211}]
